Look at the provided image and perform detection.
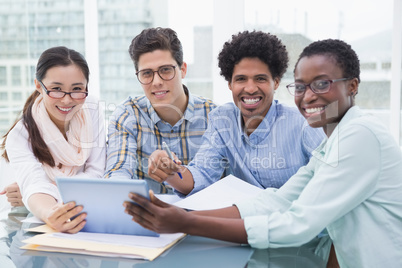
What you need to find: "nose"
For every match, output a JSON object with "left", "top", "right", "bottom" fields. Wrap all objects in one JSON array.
[
  {"left": 302, "top": 86, "right": 318, "bottom": 103},
  {"left": 152, "top": 72, "right": 163, "bottom": 86},
  {"left": 244, "top": 79, "right": 258, "bottom": 94},
  {"left": 60, "top": 94, "right": 74, "bottom": 104}
]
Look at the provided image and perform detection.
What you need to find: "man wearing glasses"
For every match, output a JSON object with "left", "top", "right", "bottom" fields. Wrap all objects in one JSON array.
[{"left": 104, "top": 27, "right": 217, "bottom": 194}]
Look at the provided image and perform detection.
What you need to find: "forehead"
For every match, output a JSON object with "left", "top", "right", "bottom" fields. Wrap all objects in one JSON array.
[
  {"left": 232, "top": 57, "right": 271, "bottom": 76},
  {"left": 138, "top": 49, "right": 176, "bottom": 69},
  {"left": 44, "top": 64, "right": 86, "bottom": 82},
  {"left": 295, "top": 55, "right": 342, "bottom": 80}
]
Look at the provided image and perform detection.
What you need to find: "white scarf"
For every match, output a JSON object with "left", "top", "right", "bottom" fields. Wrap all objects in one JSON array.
[{"left": 31, "top": 95, "right": 93, "bottom": 181}]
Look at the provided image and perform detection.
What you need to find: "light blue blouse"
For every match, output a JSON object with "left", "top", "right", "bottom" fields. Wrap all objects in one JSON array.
[{"left": 235, "top": 106, "right": 402, "bottom": 267}]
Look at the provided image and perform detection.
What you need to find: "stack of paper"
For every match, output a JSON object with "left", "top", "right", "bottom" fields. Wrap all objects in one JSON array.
[{"left": 22, "top": 225, "right": 185, "bottom": 261}]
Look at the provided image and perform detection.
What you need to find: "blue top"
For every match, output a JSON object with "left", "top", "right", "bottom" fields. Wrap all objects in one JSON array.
[
  {"left": 105, "top": 87, "right": 217, "bottom": 193},
  {"left": 186, "top": 100, "right": 325, "bottom": 195},
  {"left": 236, "top": 106, "right": 402, "bottom": 267}
]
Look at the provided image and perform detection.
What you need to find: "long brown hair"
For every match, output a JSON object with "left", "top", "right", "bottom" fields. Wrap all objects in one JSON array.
[{"left": 1, "top": 46, "right": 89, "bottom": 166}]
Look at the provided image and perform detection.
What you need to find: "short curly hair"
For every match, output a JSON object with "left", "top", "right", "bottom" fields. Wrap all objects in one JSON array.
[
  {"left": 218, "top": 31, "right": 289, "bottom": 82},
  {"left": 295, "top": 39, "right": 360, "bottom": 83}
]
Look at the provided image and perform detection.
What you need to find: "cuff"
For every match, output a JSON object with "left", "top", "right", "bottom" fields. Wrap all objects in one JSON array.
[
  {"left": 234, "top": 197, "right": 258, "bottom": 218},
  {"left": 244, "top": 215, "right": 270, "bottom": 249}
]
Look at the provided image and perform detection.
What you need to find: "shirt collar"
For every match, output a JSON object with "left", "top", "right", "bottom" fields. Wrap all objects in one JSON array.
[
  {"left": 238, "top": 100, "right": 278, "bottom": 140},
  {"left": 312, "top": 106, "right": 361, "bottom": 158}
]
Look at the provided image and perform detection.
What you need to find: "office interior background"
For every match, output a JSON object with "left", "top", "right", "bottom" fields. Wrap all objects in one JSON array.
[{"left": 0, "top": 0, "right": 401, "bottom": 146}]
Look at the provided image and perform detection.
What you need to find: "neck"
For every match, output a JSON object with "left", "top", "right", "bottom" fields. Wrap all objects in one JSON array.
[
  {"left": 243, "top": 117, "right": 263, "bottom": 136},
  {"left": 323, "top": 123, "right": 338, "bottom": 137},
  {"left": 155, "top": 93, "right": 188, "bottom": 126}
]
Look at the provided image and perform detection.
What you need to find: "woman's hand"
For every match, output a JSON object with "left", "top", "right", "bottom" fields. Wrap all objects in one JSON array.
[
  {"left": 0, "top": 182, "right": 24, "bottom": 207},
  {"left": 123, "top": 190, "right": 189, "bottom": 234},
  {"left": 44, "top": 202, "right": 87, "bottom": 233}
]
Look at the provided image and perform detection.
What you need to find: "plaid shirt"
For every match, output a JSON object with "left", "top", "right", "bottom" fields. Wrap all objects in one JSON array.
[{"left": 105, "top": 86, "right": 217, "bottom": 193}]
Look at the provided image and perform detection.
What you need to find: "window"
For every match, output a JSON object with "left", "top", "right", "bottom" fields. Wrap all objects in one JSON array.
[
  {"left": 12, "top": 92, "right": 22, "bottom": 101},
  {"left": 0, "top": 67, "right": 6, "bottom": 86},
  {"left": 11, "top": 66, "right": 21, "bottom": 86},
  {"left": 0, "top": 0, "right": 400, "bottom": 144},
  {"left": 0, "top": 92, "right": 7, "bottom": 100}
]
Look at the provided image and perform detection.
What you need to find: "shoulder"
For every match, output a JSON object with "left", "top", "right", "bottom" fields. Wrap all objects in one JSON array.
[
  {"left": 274, "top": 102, "right": 310, "bottom": 126},
  {"left": 275, "top": 102, "right": 304, "bottom": 118},
  {"left": 209, "top": 102, "right": 237, "bottom": 117},
  {"left": 111, "top": 96, "right": 148, "bottom": 119},
  {"left": 341, "top": 109, "right": 389, "bottom": 141},
  {"left": 192, "top": 95, "right": 218, "bottom": 109},
  {"left": 84, "top": 95, "right": 104, "bottom": 120},
  {"left": 6, "top": 120, "right": 29, "bottom": 148}
]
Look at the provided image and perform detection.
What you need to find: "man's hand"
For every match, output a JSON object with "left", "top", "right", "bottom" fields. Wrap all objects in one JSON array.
[
  {"left": 0, "top": 182, "right": 24, "bottom": 207},
  {"left": 148, "top": 150, "right": 182, "bottom": 183}
]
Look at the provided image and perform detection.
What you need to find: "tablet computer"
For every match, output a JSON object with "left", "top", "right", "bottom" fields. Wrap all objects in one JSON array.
[{"left": 55, "top": 177, "right": 158, "bottom": 237}]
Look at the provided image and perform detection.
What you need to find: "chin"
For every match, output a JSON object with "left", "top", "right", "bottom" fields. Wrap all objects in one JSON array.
[{"left": 306, "top": 116, "right": 325, "bottom": 128}]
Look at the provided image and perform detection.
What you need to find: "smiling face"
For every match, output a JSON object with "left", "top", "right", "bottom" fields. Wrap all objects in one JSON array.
[
  {"left": 137, "top": 49, "right": 187, "bottom": 114},
  {"left": 229, "top": 57, "right": 279, "bottom": 133},
  {"left": 35, "top": 64, "right": 87, "bottom": 133},
  {"left": 294, "top": 55, "right": 358, "bottom": 136}
]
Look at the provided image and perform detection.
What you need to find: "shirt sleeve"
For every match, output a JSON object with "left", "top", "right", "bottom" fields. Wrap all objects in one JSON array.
[
  {"left": 236, "top": 123, "right": 381, "bottom": 249},
  {"left": 5, "top": 123, "right": 60, "bottom": 211},
  {"left": 104, "top": 105, "right": 138, "bottom": 179},
  {"left": 185, "top": 112, "right": 228, "bottom": 195}
]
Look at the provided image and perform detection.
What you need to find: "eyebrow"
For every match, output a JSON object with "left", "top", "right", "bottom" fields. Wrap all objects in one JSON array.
[
  {"left": 48, "top": 82, "right": 85, "bottom": 86},
  {"left": 295, "top": 75, "right": 329, "bottom": 83}
]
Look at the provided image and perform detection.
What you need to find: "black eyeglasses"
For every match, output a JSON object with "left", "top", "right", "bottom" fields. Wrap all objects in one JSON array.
[
  {"left": 286, "top": 78, "right": 352, "bottom": 96},
  {"left": 39, "top": 81, "right": 88, "bottom": 100},
  {"left": 136, "top": 65, "right": 177, "bottom": 85}
]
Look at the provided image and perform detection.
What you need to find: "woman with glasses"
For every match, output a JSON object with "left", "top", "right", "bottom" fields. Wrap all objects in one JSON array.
[
  {"left": 1, "top": 46, "right": 105, "bottom": 233},
  {"left": 124, "top": 39, "right": 402, "bottom": 267}
]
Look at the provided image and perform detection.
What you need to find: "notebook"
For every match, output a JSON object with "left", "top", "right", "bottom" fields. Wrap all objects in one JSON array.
[{"left": 55, "top": 177, "right": 158, "bottom": 237}]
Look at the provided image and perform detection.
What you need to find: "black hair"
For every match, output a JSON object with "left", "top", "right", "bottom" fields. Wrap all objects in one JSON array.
[
  {"left": 128, "top": 27, "right": 183, "bottom": 71},
  {"left": 218, "top": 30, "right": 289, "bottom": 82},
  {"left": 295, "top": 39, "right": 360, "bottom": 83}
]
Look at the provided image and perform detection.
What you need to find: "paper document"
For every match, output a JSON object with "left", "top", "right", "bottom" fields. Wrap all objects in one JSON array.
[
  {"left": 22, "top": 230, "right": 185, "bottom": 261},
  {"left": 174, "top": 175, "right": 263, "bottom": 210}
]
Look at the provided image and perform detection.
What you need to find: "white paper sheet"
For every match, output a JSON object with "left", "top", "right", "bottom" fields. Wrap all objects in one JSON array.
[{"left": 174, "top": 175, "right": 263, "bottom": 210}]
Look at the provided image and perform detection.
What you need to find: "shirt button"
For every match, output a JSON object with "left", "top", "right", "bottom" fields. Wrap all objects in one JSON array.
[{"left": 171, "top": 130, "right": 174, "bottom": 133}]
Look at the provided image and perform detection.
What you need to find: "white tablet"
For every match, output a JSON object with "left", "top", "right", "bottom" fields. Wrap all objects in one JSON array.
[{"left": 55, "top": 177, "right": 158, "bottom": 237}]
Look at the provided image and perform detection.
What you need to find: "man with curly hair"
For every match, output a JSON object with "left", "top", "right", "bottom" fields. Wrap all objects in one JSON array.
[{"left": 148, "top": 31, "right": 325, "bottom": 196}]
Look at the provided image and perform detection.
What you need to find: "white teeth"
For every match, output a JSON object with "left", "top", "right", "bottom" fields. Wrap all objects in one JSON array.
[
  {"left": 243, "top": 98, "right": 260, "bottom": 104},
  {"left": 154, "top": 91, "right": 168, "bottom": 96},
  {"left": 58, "top": 107, "right": 73, "bottom": 112},
  {"left": 305, "top": 107, "right": 325, "bottom": 114}
]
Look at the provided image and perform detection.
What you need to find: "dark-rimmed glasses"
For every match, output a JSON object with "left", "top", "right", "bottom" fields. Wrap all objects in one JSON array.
[
  {"left": 39, "top": 81, "right": 88, "bottom": 100},
  {"left": 136, "top": 65, "right": 177, "bottom": 85},
  {"left": 286, "top": 78, "right": 352, "bottom": 97}
]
